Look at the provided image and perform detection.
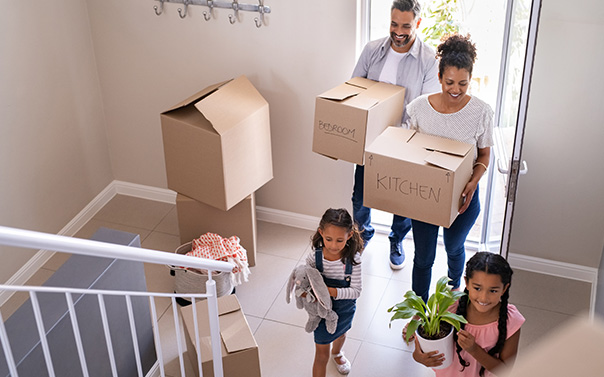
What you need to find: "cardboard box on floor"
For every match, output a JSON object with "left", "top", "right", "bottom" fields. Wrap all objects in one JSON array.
[
  {"left": 312, "top": 77, "right": 406, "bottom": 165},
  {"left": 363, "top": 127, "right": 474, "bottom": 228},
  {"left": 181, "top": 295, "right": 260, "bottom": 377},
  {"left": 176, "top": 192, "right": 258, "bottom": 267},
  {"left": 161, "top": 75, "right": 273, "bottom": 211}
]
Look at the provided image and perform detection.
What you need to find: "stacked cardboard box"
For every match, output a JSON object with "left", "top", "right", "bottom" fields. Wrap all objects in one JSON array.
[
  {"left": 181, "top": 295, "right": 260, "bottom": 377},
  {"left": 161, "top": 75, "right": 272, "bottom": 266},
  {"left": 176, "top": 193, "right": 257, "bottom": 266}
]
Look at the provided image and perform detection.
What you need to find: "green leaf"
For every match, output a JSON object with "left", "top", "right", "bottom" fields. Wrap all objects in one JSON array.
[
  {"left": 441, "top": 312, "right": 468, "bottom": 331},
  {"left": 389, "top": 307, "right": 419, "bottom": 320},
  {"left": 405, "top": 320, "right": 421, "bottom": 343}
]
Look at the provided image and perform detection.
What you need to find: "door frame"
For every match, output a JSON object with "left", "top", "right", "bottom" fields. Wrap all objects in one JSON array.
[{"left": 499, "top": 0, "right": 542, "bottom": 259}]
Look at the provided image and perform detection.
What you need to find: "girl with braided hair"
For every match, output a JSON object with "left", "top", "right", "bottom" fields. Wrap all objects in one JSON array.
[{"left": 413, "top": 252, "right": 525, "bottom": 376}]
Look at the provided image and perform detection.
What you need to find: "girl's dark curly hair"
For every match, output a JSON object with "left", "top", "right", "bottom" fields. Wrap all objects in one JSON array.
[
  {"left": 454, "top": 252, "right": 513, "bottom": 376},
  {"left": 311, "top": 208, "right": 363, "bottom": 266},
  {"left": 437, "top": 34, "right": 477, "bottom": 77}
]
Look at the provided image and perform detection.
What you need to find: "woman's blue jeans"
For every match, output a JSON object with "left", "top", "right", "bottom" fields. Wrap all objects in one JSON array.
[{"left": 411, "top": 186, "right": 481, "bottom": 302}]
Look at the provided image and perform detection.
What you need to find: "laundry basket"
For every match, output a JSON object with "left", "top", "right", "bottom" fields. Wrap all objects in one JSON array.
[{"left": 168, "top": 241, "right": 234, "bottom": 305}]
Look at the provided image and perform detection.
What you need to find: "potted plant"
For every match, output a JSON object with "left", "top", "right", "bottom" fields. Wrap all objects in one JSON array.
[{"left": 387, "top": 276, "right": 467, "bottom": 369}]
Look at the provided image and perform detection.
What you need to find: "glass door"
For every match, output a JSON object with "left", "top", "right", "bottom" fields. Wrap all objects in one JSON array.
[
  {"left": 497, "top": 0, "right": 542, "bottom": 258},
  {"left": 364, "top": 0, "right": 540, "bottom": 254}
]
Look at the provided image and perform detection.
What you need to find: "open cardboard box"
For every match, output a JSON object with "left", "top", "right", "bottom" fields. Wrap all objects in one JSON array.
[
  {"left": 312, "top": 77, "right": 405, "bottom": 165},
  {"left": 363, "top": 127, "right": 474, "bottom": 228},
  {"left": 176, "top": 192, "right": 258, "bottom": 266},
  {"left": 180, "top": 295, "right": 260, "bottom": 377},
  {"left": 161, "top": 75, "right": 273, "bottom": 211}
]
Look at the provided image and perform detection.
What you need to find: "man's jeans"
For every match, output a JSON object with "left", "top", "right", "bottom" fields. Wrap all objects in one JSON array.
[{"left": 351, "top": 164, "right": 411, "bottom": 245}]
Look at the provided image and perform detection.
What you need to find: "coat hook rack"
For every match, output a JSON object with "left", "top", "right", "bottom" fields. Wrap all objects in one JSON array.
[
  {"left": 254, "top": 0, "right": 265, "bottom": 28},
  {"left": 154, "top": 0, "right": 165, "bottom": 15},
  {"left": 228, "top": 0, "right": 239, "bottom": 24},
  {"left": 178, "top": 0, "right": 190, "bottom": 18},
  {"left": 153, "top": 0, "right": 271, "bottom": 27},
  {"left": 203, "top": 0, "right": 213, "bottom": 21}
]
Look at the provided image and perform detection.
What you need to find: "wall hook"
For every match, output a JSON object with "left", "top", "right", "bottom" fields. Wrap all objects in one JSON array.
[
  {"left": 203, "top": 0, "right": 214, "bottom": 21},
  {"left": 254, "top": 0, "right": 265, "bottom": 28},
  {"left": 153, "top": 0, "right": 164, "bottom": 16},
  {"left": 228, "top": 0, "right": 239, "bottom": 24},
  {"left": 178, "top": 0, "right": 190, "bottom": 19}
]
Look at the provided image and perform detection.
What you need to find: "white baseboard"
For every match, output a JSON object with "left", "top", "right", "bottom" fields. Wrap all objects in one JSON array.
[
  {"left": 0, "top": 182, "right": 119, "bottom": 306},
  {"left": 0, "top": 180, "right": 175, "bottom": 306},
  {"left": 113, "top": 180, "right": 177, "bottom": 204},
  {"left": 508, "top": 253, "right": 598, "bottom": 317},
  {"left": 255, "top": 205, "right": 320, "bottom": 231},
  {"left": 4, "top": 180, "right": 598, "bottom": 315},
  {"left": 508, "top": 253, "right": 598, "bottom": 284}
]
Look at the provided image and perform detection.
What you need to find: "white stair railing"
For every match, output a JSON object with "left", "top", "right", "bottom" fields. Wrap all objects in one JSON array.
[{"left": 0, "top": 225, "right": 234, "bottom": 377}]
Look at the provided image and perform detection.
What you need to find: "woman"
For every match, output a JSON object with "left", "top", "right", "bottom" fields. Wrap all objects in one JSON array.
[{"left": 406, "top": 34, "right": 494, "bottom": 302}]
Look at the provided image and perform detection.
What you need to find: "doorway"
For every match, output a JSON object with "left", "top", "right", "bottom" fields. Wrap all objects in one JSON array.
[{"left": 363, "top": 0, "right": 532, "bottom": 253}]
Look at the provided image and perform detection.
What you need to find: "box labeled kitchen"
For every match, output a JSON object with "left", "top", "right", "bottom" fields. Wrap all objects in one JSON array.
[{"left": 363, "top": 127, "right": 474, "bottom": 228}]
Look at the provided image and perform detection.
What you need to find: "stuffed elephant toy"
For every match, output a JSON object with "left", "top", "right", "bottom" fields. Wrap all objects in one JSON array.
[{"left": 286, "top": 265, "right": 338, "bottom": 334}]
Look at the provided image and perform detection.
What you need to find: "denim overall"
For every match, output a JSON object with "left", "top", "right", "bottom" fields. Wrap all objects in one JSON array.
[{"left": 313, "top": 248, "right": 357, "bottom": 344}]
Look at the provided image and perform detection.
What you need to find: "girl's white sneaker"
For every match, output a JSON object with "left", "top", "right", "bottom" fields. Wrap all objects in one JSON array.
[{"left": 332, "top": 351, "right": 351, "bottom": 375}]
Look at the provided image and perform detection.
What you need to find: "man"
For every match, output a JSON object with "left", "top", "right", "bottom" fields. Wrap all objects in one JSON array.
[{"left": 351, "top": 0, "right": 440, "bottom": 269}]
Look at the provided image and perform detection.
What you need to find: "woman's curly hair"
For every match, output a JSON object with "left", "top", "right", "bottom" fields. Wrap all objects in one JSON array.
[{"left": 437, "top": 34, "right": 477, "bottom": 77}]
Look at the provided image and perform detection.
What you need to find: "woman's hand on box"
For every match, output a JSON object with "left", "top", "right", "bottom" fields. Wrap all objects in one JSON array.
[{"left": 459, "top": 181, "right": 477, "bottom": 214}]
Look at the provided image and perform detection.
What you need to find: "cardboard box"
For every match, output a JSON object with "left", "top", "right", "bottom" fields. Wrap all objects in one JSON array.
[
  {"left": 176, "top": 192, "right": 257, "bottom": 267},
  {"left": 161, "top": 75, "right": 273, "bottom": 211},
  {"left": 312, "top": 77, "right": 406, "bottom": 165},
  {"left": 181, "top": 295, "right": 260, "bottom": 377},
  {"left": 363, "top": 127, "right": 474, "bottom": 228}
]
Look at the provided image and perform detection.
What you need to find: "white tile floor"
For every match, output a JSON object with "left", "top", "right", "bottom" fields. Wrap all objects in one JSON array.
[{"left": 1, "top": 194, "right": 590, "bottom": 377}]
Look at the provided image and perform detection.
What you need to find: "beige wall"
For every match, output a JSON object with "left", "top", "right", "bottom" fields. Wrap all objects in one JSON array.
[
  {"left": 508, "top": 0, "right": 604, "bottom": 268},
  {"left": 2, "top": 0, "right": 602, "bottom": 285},
  {"left": 85, "top": 0, "right": 357, "bottom": 217},
  {"left": 0, "top": 0, "right": 358, "bottom": 282},
  {"left": 0, "top": 0, "right": 113, "bottom": 281}
]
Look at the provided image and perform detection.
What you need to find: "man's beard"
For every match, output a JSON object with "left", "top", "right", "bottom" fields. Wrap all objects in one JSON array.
[{"left": 390, "top": 32, "right": 411, "bottom": 48}]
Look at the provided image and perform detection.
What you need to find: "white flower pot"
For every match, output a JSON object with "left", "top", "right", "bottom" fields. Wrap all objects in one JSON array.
[{"left": 416, "top": 326, "right": 455, "bottom": 370}]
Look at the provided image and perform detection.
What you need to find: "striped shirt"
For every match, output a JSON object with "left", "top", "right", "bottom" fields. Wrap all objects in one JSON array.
[
  {"left": 305, "top": 252, "right": 362, "bottom": 300},
  {"left": 406, "top": 94, "right": 494, "bottom": 160}
]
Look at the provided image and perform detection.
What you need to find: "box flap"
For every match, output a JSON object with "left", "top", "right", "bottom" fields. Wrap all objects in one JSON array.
[
  {"left": 165, "top": 79, "right": 232, "bottom": 113},
  {"left": 217, "top": 294, "right": 242, "bottom": 316},
  {"left": 367, "top": 127, "right": 415, "bottom": 150},
  {"left": 424, "top": 151, "right": 461, "bottom": 171},
  {"left": 221, "top": 314, "right": 257, "bottom": 353},
  {"left": 194, "top": 75, "right": 268, "bottom": 135},
  {"left": 318, "top": 83, "right": 363, "bottom": 101},
  {"left": 408, "top": 132, "right": 472, "bottom": 157},
  {"left": 345, "top": 77, "right": 377, "bottom": 90},
  {"left": 345, "top": 95, "right": 380, "bottom": 110}
]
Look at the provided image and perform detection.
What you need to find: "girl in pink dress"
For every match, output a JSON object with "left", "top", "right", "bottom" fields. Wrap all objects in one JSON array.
[{"left": 413, "top": 252, "right": 525, "bottom": 376}]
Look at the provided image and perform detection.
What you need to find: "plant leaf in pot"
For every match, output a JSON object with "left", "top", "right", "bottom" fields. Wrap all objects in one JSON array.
[{"left": 387, "top": 276, "right": 467, "bottom": 369}]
